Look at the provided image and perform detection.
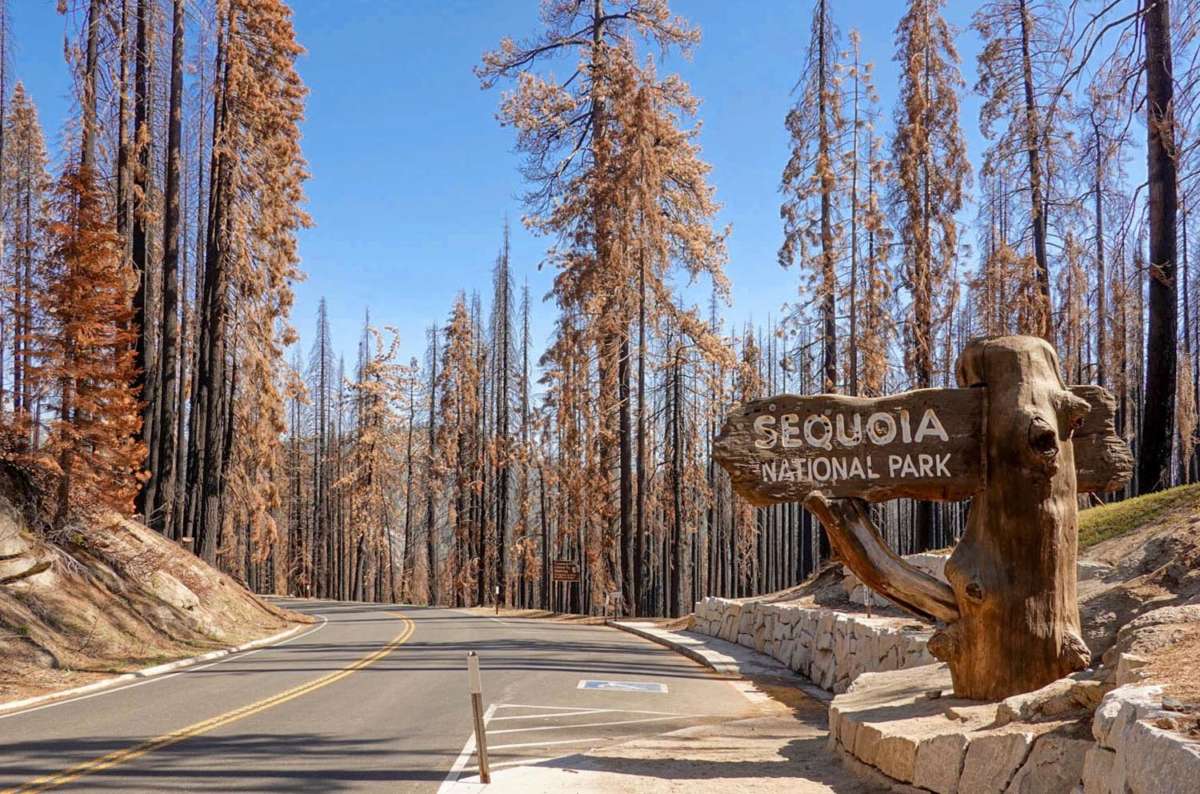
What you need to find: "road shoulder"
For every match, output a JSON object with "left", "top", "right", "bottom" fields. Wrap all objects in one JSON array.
[
  {"left": 478, "top": 679, "right": 878, "bottom": 793},
  {"left": 446, "top": 619, "right": 877, "bottom": 792}
]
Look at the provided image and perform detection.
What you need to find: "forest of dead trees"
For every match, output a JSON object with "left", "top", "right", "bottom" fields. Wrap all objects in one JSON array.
[{"left": 0, "top": 0, "right": 1197, "bottom": 617}]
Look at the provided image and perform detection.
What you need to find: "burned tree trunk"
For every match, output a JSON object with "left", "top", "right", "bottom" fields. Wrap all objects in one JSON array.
[{"left": 928, "top": 336, "right": 1093, "bottom": 699}]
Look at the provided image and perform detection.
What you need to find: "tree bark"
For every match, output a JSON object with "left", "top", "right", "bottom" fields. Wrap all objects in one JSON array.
[
  {"left": 425, "top": 326, "right": 439, "bottom": 604},
  {"left": 133, "top": 0, "right": 155, "bottom": 519},
  {"left": 154, "top": 0, "right": 185, "bottom": 537},
  {"left": 1091, "top": 108, "right": 1107, "bottom": 389},
  {"left": 1018, "top": 0, "right": 1052, "bottom": 339},
  {"left": 931, "top": 336, "right": 1093, "bottom": 699},
  {"left": 1139, "top": 0, "right": 1178, "bottom": 494}
]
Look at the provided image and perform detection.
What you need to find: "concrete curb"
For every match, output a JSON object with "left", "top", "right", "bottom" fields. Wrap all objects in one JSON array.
[
  {"left": 0, "top": 621, "right": 308, "bottom": 716},
  {"left": 610, "top": 620, "right": 742, "bottom": 676},
  {"left": 610, "top": 619, "right": 833, "bottom": 704}
]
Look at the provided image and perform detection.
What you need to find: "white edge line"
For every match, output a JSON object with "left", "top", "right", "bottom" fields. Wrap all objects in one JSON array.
[
  {"left": 439, "top": 702, "right": 497, "bottom": 792},
  {"left": 0, "top": 616, "right": 327, "bottom": 720}
]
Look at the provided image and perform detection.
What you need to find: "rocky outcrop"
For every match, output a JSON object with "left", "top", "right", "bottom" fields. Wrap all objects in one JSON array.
[{"left": 692, "top": 595, "right": 935, "bottom": 693}]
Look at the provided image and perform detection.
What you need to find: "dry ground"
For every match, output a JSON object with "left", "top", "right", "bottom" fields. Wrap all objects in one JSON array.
[{"left": 0, "top": 464, "right": 308, "bottom": 704}]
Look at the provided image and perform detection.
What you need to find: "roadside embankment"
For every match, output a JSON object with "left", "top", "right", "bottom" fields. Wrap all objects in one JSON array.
[{"left": 0, "top": 463, "right": 309, "bottom": 705}]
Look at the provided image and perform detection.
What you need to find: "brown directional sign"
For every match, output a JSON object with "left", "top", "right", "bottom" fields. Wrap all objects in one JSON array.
[
  {"left": 714, "top": 384, "right": 1131, "bottom": 507},
  {"left": 551, "top": 560, "right": 580, "bottom": 583}
]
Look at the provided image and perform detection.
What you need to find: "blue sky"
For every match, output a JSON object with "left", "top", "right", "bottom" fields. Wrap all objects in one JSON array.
[{"left": 8, "top": 1, "right": 988, "bottom": 367}]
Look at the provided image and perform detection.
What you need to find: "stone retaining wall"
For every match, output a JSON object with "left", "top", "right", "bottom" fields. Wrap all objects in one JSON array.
[
  {"left": 827, "top": 665, "right": 1200, "bottom": 793},
  {"left": 1084, "top": 684, "right": 1200, "bottom": 794},
  {"left": 692, "top": 595, "right": 936, "bottom": 693}
]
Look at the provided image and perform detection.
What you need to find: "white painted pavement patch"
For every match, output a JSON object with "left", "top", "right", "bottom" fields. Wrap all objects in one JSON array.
[
  {"left": 577, "top": 679, "right": 668, "bottom": 694},
  {"left": 438, "top": 702, "right": 693, "bottom": 792}
]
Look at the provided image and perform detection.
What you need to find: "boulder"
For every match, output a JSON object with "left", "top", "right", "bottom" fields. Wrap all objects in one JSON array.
[
  {"left": 1092, "top": 685, "right": 1163, "bottom": 749},
  {"left": 995, "top": 673, "right": 1109, "bottom": 726},
  {"left": 147, "top": 569, "right": 200, "bottom": 613}
]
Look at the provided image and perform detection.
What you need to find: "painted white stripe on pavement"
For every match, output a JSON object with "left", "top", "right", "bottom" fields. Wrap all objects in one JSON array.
[
  {"left": 469, "top": 756, "right": 552, "bottom": 771},
  {"left": 487, "top": 714, "right": 690, "bottom": 734},
  {"left": 488, "top": 736, "right": 605, "bottom": 750},
  {"left": 489, "top": 709, "right": 606, "bottom": 721},
  {"left": 438, "top": 702, "right": 497, "bottom": 792},
  {"left": 0, "top": 616, "right": 329, "bottom": 722}
]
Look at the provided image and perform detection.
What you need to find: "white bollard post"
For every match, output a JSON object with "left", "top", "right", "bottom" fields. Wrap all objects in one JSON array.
[{"left": 467, "top": 651, "right": 490, "bottom": 784}]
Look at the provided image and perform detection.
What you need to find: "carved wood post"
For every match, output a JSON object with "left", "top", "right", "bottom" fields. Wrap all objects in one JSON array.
[{"left": 928, "top": 336, "right": 1092, "bottom": 699}]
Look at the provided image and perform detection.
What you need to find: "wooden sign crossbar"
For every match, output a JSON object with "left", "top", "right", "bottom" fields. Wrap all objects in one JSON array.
[{"left": 714, "top": 384, "right": 1131, "bottom": 507}]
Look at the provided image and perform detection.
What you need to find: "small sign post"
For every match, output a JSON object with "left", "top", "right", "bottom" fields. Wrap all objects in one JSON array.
[
  {"left": 551, "top": 560, "right": 580, "bottom": 615},
  {"left": 550, "top": 560, "right": 580, "bottom": 582},
  {"left": 466, "top": 651, "right": 490, "bottom": 784}
]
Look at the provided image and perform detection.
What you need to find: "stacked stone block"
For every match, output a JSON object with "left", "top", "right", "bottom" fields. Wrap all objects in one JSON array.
[{"left": 692, "top": 596, "right": 935, "bottom": 693}]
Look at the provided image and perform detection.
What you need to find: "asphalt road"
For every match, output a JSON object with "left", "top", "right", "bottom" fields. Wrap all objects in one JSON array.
[{"left": 0, "top": 600, "right": 759, "bottom": 792}]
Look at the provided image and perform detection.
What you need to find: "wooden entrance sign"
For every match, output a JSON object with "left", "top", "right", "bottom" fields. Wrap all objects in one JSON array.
[
  {"left": 551, "top": 560, "right": 581, "bottom": 583},
  {"left": 714, "top": 336, "right": 1133, "bottom": 700}
]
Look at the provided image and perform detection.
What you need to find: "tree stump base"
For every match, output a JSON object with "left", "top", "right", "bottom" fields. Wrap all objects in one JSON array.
[{"left": 926, "top": 336, "right": 1093, "bottom": 699}]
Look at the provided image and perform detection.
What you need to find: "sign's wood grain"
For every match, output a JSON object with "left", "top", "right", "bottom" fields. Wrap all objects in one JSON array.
[
  {"left": 1070, "top": 385, "right": 1135, "bottom": 493},
  {"left": 715, "top": 385, "right": 1132, "bottom": 507},
  {"left": 714, "top": 389, "right": 984, "bottom": 506}
]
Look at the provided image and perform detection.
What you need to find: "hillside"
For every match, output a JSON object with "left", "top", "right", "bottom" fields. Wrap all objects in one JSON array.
[
  {"left": 1078, "top": 483, "right": 1200, "bottom": 662},
  {"left": 0, "top": 464, "right": 310, "bottom": 705}
]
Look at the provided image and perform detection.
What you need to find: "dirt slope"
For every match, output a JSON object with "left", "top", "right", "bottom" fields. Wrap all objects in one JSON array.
[
  {"left": 0, "top": 465, "right": 308, "bottom": 704},
  {"left": 1078, "top": 483, "right": 1200, "bottom": 661}
]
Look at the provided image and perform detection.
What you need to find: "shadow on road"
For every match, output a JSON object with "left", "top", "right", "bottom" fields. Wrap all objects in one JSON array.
[{"left": 0, "top": 733, "right": 458, "bottom": 791}]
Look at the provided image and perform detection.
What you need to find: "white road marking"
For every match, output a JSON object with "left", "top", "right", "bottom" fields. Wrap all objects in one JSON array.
[
  {"left": 0, "top": 615, "right": 330, "bottom": 721},
  {"left": 490, "top": 706, "right": 680, "bottom": 719},
  {"left": 438, "top": 702, "right": 497, "bottom": 792},
  {"left": 470, "top": 756, "right": 552, "bottom": 771},
  {"left": 488, "top": 736, "right": 604, "bottom": 750},
  {"left": 440, "top": 702, "right": 700, "bottom": 790},
  {"left": 578, "top": 679, "right": 668, "bottom": 693},
  {"left": 487, "top": 714, "right": 691, "bottom": 734},
  {"left": 490, "top": 709, "right": 607, "bottom": 721},
  {"left": 494, "top": 703, "right": 612, "bottom": 711},
  {"left": 727, "top": 677, "right": 771, "bottom": 704}
]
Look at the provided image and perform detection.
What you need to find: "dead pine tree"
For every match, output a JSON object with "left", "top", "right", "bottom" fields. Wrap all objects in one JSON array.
[
  {"left": 780, "top": 0, "right": 844, "bottom": 395},
  {"left": 974, "top": 0, "right": 1065, "bottom": 339},
  {"left": 891, "top": 0, "right": 970, "bottom": 551},
  {"left": 1139, "top": 0, "right": 1179, "bottom": 493},
  {"left": 35, "top": 167, "right": 145, "bottom": 524}
]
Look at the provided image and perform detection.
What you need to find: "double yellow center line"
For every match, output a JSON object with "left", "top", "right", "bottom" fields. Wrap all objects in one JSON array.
[{"left": 5, "top": 612, "right": 415, "bottom": 794}]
